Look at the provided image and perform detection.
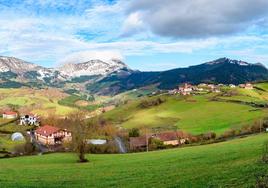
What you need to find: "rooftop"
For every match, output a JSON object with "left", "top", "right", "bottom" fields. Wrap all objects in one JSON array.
[{"left": 35, "top": 125, "right": 60, "bottom": 136}]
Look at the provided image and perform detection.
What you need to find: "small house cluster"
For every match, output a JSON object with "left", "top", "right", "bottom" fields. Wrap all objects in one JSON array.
[
  {"left": 1, "top": 111, "right": 72, "bottom": 146},
  {"left": 2, "top": 111, "right": 39, "bottom": 126},
  {"left": 130, "top": 131, "right": 189, "bottom": 151},
  {"left": 168, "top": 82, "right": 254, "bottom": 96}
]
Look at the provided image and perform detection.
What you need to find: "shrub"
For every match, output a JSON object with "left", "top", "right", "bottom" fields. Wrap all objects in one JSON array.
[
  {"left": 149, "top": 138, "right": 166, "bottom": 150},
  {"left": 255, "top": 174, "right": 268, "bottom": 188},
  {"left": 139, "top": 97, "right": 166, "bottom": 109},
  {"left": 129, "top": 128, "right": 140, "bottom": 137},
  {"left": 87, "top": 142, "right": 118, "bottom": 154}
]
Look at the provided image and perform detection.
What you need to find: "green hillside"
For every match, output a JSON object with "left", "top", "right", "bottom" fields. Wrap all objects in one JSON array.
[
  {"left": 0, "top": 88, "right": 77, "bottom": 116},
  {"left": 102, "top": 94, "right": 267, "bottom": 135},
  {"left": 0, "top": 134, "right": 267, "bottom": 187}
]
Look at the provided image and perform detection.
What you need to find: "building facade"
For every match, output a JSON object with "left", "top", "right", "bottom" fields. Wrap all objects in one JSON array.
[{"left": 35, "top": 125, "right": 72, "bottom": 145}]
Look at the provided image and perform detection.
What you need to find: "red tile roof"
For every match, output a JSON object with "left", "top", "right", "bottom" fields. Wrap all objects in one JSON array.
[
  {"left": 154, "top": 131, "right": 186, "bottom": 141},
  {"left": 3, "top": 111, "right": 17, "bottom": 115},
  {"left": 35, "top": 125, "right": 60, "bottom": 136},
  {"left": 130, "top": 136, "right": 147, "bottom": 148}
]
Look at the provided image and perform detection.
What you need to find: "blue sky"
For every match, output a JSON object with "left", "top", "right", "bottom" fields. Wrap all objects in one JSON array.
[{"left": 0, "top": 0, "right": 268, "bottom": 71}]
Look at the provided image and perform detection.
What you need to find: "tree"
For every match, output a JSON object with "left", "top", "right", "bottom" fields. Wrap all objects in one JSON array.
[
  {"left": 68, "top": 112, "right": 90, "bottom": 163},
  {"left": 129, "top": 128, "right": 140, "bottom": 137}
]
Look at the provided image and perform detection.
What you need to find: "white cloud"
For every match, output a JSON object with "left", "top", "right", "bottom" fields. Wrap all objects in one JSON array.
[
  {"left": 0, "top": 0, "right": 268, "bottom": 69},
  {"left": 59, "top": 50, "right": 124, "bottom": 65},
  {"left": 121, "top": 12, "right": 145, "bottom": 36},
  {"left": 127, "top": 0, "right": 268, "bottom": 38}
]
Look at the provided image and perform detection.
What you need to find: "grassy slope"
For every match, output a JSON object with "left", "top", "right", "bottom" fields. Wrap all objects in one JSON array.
[
  {"left": 0, "top": 134, "right": 267, "bottom": 187},
  {"left": 0, "top": 88, "right": 76, "bottom": 116},
  {"left": 103, "top": 95, "right": 266, "bottom": 134}
]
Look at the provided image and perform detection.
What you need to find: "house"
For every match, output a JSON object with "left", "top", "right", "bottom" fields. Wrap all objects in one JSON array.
[
  {"left": 212, "top": 88, "right": 221, "bottom": 93},
  {"left": 20, "top": 114, "right": 39, "bottom": 126},
  {"left": 208, "top": 84, "right": 216, "bottom": 89},
  {"left": 35, "top": 125, "right": 72, "bottom": 145},
  {"left": 153, "top": 131, "right": 188, "bottom": 146},
  {"left": 129, "top": 135, "right": 148, "bottom": 150},
  {"left": 168, "top": 89, "right": 179, "bottom": 95},
  {"left": 178, "top": 83, "right": 194, "bottom": 95},
  {"left": 198, "top": 83, "right": 208, "bottom": 87},
  {"left": 245, "top": 83, "right": 253, "bottom": 89},
  {"left": 239, "top": 83, "right": 253, "bottom": 89},
  {"left": 2, "top": 111, "right": 18, "bottom": 119}
]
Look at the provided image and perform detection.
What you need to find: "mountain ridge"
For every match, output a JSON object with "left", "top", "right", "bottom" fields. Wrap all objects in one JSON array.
[{"left": 0, "top": 56, "right": 268, "bottom": 95}]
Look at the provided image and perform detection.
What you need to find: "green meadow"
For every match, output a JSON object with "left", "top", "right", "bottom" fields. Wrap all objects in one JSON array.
[
  {"left": 0, "top": 134, "right": 267, "bottom": 187},
  {"left": 103, "top": 94, "right": 267, "bottom": 135},
  {"left": 0, "top": 88, "right": 76, "bottom": 116}
]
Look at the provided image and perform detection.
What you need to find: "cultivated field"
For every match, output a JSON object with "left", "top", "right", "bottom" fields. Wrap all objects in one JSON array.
[{"left": 0, "top": 134, "right": 267, "bottom": 187}]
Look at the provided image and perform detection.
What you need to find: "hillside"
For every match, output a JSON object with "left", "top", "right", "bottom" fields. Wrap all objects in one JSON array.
[
  {"left": 0, "top": 88, "right": 77, "bottom": 116},
  {"left": 88, "top": 58, "right": 268, "bottom": 95},
  {"left": 0, "top": 134, "right": 267, "bottom": 187},
  {"left": 101, "top": 87, "right": 268, "bottom": 135}
]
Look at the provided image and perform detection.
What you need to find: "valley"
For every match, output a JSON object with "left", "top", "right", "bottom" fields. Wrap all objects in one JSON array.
[{"left": 0, "top": 56, "right": 268, "bottom": 187}]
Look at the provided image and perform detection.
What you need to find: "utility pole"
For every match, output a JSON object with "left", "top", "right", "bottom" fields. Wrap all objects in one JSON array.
[
  {"left": 260, "top": 119, "right": 262, "bottom": 133},
  {"left": 146, "top": 128, "right": 149, "bottom": 152}
]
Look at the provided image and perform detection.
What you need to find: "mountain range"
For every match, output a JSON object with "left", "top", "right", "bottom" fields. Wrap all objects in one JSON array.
[{"left": 0, "top": 56, "right": 268, "bottom": 95}]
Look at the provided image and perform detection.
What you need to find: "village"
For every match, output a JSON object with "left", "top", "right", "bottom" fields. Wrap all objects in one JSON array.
[
  {"left": 168, "top": 82, "right": 253, "bottom": 96},
  {"left": 1, "top": 110, "right": 193, "bottom": 153}
]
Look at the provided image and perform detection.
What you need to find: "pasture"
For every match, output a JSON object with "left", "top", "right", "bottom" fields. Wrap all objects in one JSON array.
[
  {"left": 0, "top": 134, "right": 267, "bottom": 187},
  {"left": 103, "top": 95, "right": 267, "bottom": 134}
]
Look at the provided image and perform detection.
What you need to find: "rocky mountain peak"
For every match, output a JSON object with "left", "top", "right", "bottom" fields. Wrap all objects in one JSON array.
[{"left": 58, "top": 58, "right": 128, "bottom": 77}]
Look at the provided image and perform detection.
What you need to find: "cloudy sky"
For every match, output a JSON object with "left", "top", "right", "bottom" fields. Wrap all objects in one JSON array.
[{"left": 0, "top": 0, "right": 268, "bottom": 70}]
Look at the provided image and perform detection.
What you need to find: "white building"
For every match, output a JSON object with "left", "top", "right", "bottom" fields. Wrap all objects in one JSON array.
[
  {"left": 2, "top": 111, "right": 18, "bottom": 119},
  {"left": 20, "top": 114, "right": 39, "bottom": 126}
]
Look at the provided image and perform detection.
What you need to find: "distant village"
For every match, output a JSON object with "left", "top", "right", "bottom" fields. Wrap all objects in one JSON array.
[{"left": 168, "top": 82, "right": 253, "bottom": 96}]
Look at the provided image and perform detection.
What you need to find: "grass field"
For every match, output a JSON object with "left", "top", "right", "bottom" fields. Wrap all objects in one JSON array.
[
  {"left": 0, "top": 134, "right": 267, "bottom": 187},
  {"left": 103, "top": 95, "right": 266, "bottom": 135},
  {"left": 0, "top": 88, "right": 77, "bottom": 116},
  {"left": 0, "top": 133, "right": 24, "bottom": 151}
]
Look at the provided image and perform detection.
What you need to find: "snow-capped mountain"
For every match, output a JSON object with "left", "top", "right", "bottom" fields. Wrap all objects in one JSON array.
[
  {"left": 1, "top": 56, "right": 268, "bottom": 95},
  {"left": 0, "top": 56, "right": 67, "bottom": 82},
  {"left": 58, "top": 58, "right": 128, "bottom": 77},
  {"left": 205, "top": 57, "right": 264, "bottom": 67},
  {"left": 0, "top": 56, "right": 130, "bottom": 84},
  {"left": 0, "top": 56, "right": 40, "bottom": 73}
]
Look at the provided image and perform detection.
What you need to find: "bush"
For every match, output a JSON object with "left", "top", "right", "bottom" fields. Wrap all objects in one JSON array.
[
  {"left": 129, "top": 128, "right": 140, "bottom": 137},
  {"left": 13, "top": 142, "right": 36, "bottom": 155},
  {"left": 87, "top": 141, "right": 118, "bottom": 154},
  {"left": 139, "top": 97, "right": 166, "bottom": 109},
  {"left": 256, "top": 174, "right": 268, "bottom": 188},
  {"left": 149, "top": 138, "right": 166, "bottom": 150}
]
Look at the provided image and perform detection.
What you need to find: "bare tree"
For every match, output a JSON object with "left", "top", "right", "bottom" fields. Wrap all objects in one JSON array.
[{"left": 68, "top": 112, "right": 91, "bottom": 163}]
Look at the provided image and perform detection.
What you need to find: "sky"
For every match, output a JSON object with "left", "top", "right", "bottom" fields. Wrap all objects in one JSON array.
[{"left": 0, "top": 0, "right": 268, "bottom": 71}]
